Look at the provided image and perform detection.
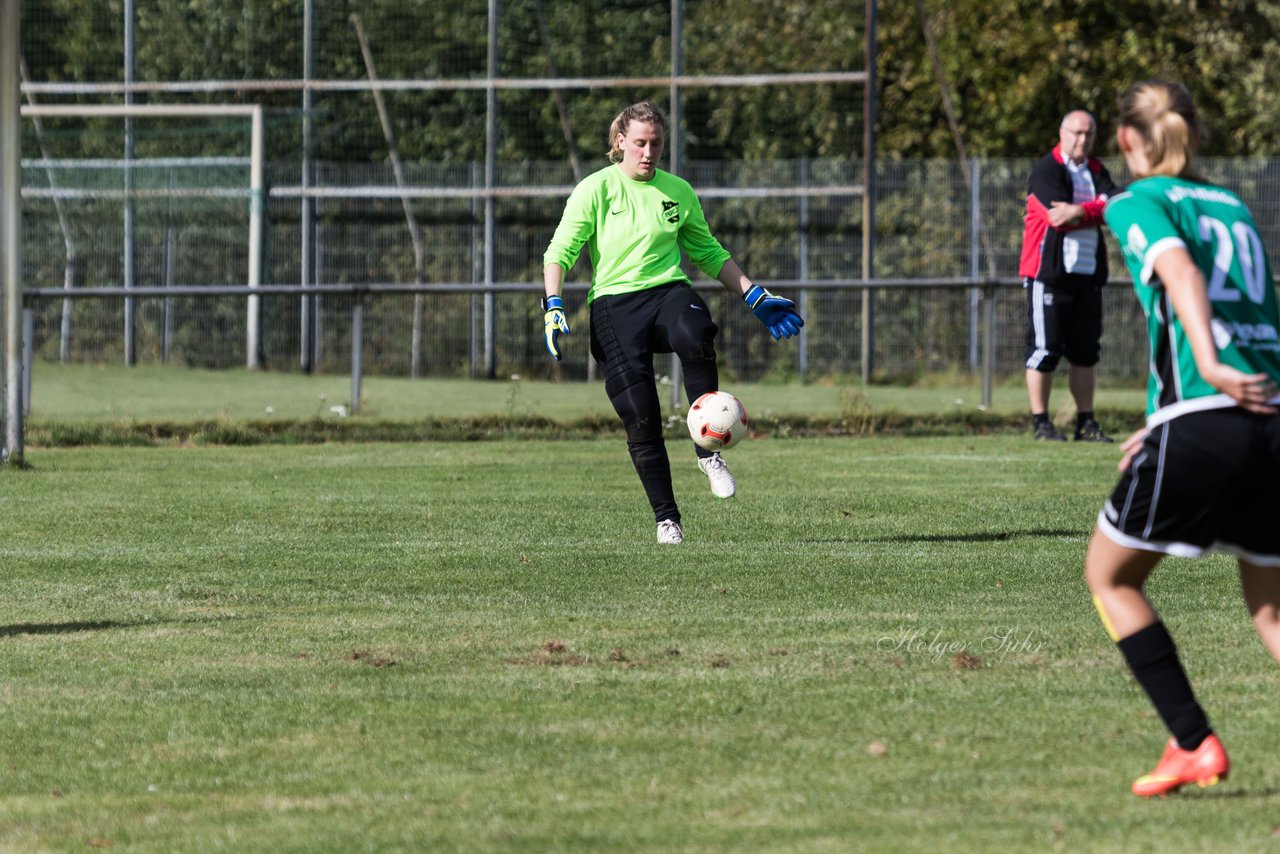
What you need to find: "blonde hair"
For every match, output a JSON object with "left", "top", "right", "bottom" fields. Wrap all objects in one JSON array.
[
  {"left": 1117, "top": 80, "right": 1206, "bottom": 180},
  {"left": 607, "top": 102, "right": 667, "bottom": 163}
]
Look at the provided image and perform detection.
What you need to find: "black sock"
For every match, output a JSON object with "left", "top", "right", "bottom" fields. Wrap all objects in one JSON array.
[
  {"left": 624, "top": 436, "right": 679, "bottom": 525},
  {"left": 1117, "top": 622, "right": 1212, "bottom": 751},
  {"left": 1077, "top": 411, "right": 1095, "bottom": 428},
  {"left": 1032, "top": 412, "right": 1050, "bottom": 426}
]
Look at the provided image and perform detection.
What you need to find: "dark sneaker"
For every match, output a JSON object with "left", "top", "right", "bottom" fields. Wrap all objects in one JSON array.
[
  {"left": 1074, "top": 418, "right": 1114, "bottom": 442},
  {"left": 1033, "top": 420, "right": 1067, "bottom": 442}
]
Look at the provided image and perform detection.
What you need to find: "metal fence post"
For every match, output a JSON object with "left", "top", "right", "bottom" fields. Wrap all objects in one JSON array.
[
  {"left": 314, "top": 219, "right": 324, "bottom": 368},
  {"left": 482, "top": 0, "right": 499, "bottom": 380},
  {"left": 981, "top": 282, "right": 995, "bottom": 409},
  {"left": 860, "top": 0, "right": 878, "bottom": 386},
  {"left": 668, "top": 0, "right": 684, "bottom": 412},
  {"left": 123, "top": 0, "right": 136, "bottom": 368},
  {"left": 163, "top": 223, "right": 174, "bottom": 362},
  {"left": 350, "top": 293, "right": 364, "bottom": 414},
  {"left": 968, "top": 156, "right": 980, "bottom": 370},
  {"left": 470, "top": 161, "right": 481, "bottom": 379},
  {"left": 22, "top": 307, "right": 32, "bottom": 416},
  {"left": 1, "top": 0, "right": 23, "bottom": 464},
  {"left": 798, "top": 158, "right": 810, "bottom": 378},
  {"left": 300, "top": 0, "right": 317, "bottom": 374},
  {"left": 246, "top": 105, "right": 264, "bottom": 369}
]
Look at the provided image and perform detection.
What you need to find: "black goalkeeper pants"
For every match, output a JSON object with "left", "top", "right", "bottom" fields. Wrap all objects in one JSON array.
[{"left": 590, "top": 283, "right": 720, "bottom": 525}]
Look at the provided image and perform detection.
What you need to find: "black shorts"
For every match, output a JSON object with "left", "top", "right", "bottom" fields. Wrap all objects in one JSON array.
[
  {"left": 589, "top": 282, "right": 718, "bottom": 381},
  {"left": 1024, "top": 275, "right": 1103, "bottom": 371},
  {"left": 1098, "top": 405, "right": 1280, "bottom": 566}
]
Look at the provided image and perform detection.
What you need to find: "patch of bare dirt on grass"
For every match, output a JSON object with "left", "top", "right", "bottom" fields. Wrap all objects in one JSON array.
[{"left": 349, "top": 650, "right": 397, "bottom": 668}]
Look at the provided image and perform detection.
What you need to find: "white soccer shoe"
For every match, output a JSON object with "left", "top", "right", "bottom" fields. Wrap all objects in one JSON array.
[
  {"left": 698, "top": 452, "right": 737, "bottom": 498},
  {"left": 657, "top": 519, "right": 684, "bottom": 545}
]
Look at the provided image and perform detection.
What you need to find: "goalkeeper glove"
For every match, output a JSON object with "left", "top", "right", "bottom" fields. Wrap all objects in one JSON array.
[
  {"left": 542, "top": 295, "right": 570, "bottom": 361},
  {"left": 744, "top": 285, "right": 804, "bottom": 340}
]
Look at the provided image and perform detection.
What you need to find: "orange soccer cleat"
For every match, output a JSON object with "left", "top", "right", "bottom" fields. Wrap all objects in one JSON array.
[{"left": 1132, "top": 734, "right": 1230, "bottom": 797}]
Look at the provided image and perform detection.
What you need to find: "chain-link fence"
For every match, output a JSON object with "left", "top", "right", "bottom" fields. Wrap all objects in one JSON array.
[
  {"left": 25, "top": 147, "right": 1280, "bottom": 384},
  {"left": 16, "top": 2, "right": 1280, "bottom": 386}
]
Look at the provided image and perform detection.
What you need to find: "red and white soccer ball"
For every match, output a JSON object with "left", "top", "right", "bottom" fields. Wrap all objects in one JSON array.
[{"left": 686, "top": 391, "right": 748, "bottom": 452}]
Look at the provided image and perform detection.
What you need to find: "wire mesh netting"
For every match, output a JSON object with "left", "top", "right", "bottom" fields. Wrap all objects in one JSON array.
[{"left": 16, "top": 2, "right": 1280, "bottom": 386}]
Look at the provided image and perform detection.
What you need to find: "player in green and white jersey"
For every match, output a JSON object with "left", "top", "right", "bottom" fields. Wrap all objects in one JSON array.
[
  {"left": 1107, "top": 173, "right": 1280, "bottom": 419},
  {"left": 541, "top": 102, "right": 803, "bottom": 545},
  {"left": 1085, "top": 81, "right": 1280, "bottom": 798}
]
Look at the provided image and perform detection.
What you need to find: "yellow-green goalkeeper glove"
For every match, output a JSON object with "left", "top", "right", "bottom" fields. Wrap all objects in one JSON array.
[{"left": 542, "top": 295, "right": 570, "bottom": 361}]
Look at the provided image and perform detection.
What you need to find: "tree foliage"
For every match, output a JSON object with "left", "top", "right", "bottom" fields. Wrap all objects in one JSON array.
[
  {"left": 20, "top": 1, "right": 1280, "bottom": 160},
  {"left": 879, "top": 0, "right": 1280, "bottom": 158},
  {"left": 28, "top": 2, "right": 1280, "bottom": 380}
]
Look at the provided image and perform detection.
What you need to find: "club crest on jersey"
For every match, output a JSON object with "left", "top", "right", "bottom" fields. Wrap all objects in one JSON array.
[
  {"left": 661, "top": 199, "right": 680, "bottom": 223},
  {"left": 1043, "top": 292, "right": 1054, "bottom": 306}
]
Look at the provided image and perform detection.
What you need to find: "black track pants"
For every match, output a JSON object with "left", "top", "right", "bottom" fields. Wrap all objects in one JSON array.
[{"left": 590, "top": 283, "right": 720, "bottom": 524}]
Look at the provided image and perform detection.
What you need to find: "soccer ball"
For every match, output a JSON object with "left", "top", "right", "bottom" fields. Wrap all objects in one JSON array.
[{"left": 686, "top": 391, "right": 748, "bottom": 452}]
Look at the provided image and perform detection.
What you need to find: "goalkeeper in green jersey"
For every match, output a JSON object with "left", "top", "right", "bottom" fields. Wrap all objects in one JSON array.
[
  {"left": 541, "top": 102, "right": 803, "bottom": 545},
  {"left": 1086, "top": 80, "right": 1280, "bottom": 798}
]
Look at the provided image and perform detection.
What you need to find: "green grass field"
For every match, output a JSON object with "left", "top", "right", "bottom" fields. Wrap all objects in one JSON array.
[
  {"left": 22, "top": 363, "right": 1149, "bottom": 446},
  {"left": 28, "top": 362, "right": 1146, "bottom": 422},
  {"left": 3, "top": 434, "right": 1279, "bottom": 851}
]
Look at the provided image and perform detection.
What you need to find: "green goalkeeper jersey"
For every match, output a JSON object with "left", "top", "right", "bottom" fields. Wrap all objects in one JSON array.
[
  {"left": 543, "top": 164, "right": 732, "bottom": 304},
  {"left": 1104, "top": 175, "right": 1280, "bottom": 421}
]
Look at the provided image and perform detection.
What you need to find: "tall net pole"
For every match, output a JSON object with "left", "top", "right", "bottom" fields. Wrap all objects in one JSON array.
[
  {"left": 2, "top": 0, "right": 24, "bottom": 464},
  {"left": 123, "top": 0, "right": 137, "bottom": 366},
  {"left": 482, "top": 0, "right": 499, "bottom": 380},
  {"left": 668, "top": 0, "right": 684, "bottom": 412},
  {"left": 300, "top": 0, "right": 316, "bottom": 373},
  {"left": 860, "top": 0, "right": 877, "bottom": 386}
]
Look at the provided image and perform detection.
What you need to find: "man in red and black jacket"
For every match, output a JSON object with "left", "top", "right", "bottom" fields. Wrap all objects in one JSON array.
[{"left": 1019, "top": 109, "right": 1117, "bottom": 442}]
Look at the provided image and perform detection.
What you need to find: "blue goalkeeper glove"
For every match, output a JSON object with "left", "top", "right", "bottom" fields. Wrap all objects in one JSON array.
[
  {"left": 542, "top": 295, "right": 570, "bottom": 361},
  {"left": 744, "top": 285, "right": 804, "bottom": 340}
]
